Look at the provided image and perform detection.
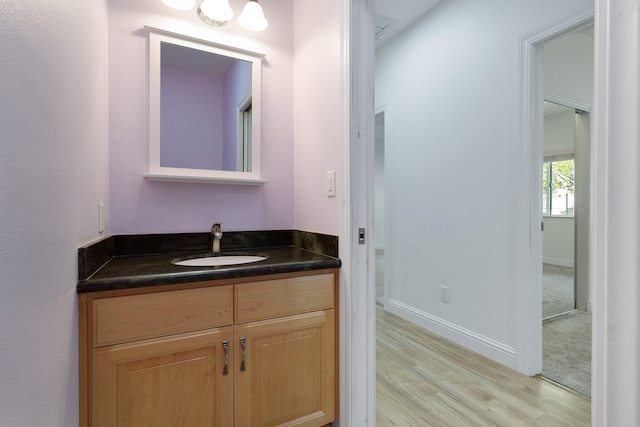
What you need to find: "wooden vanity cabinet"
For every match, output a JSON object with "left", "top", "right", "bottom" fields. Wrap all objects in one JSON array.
[
  {"left": 79, "top": 270, "right": 338, "bottom": 427},
  {"left": 233, "top": 275, "right": 336, "bottom": 427},
  {"left": 92, "top": 327, "right": 234, "bottom": 426}
]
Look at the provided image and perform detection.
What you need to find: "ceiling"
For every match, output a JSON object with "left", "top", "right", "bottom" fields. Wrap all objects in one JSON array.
[
  {"left": 374, "top": 2, "right": 593, "bottom": 49},
  {"left": 375, "top": 0, "right": 445, "bottom": 48}
]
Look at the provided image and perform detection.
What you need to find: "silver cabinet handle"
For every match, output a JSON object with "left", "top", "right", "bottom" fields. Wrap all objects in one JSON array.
[
  {"left": 240, "top": 337, "right": 246, "bottom": 371},
  {"left": 222, "top": 340, "right": 229, "bottom": 376}
]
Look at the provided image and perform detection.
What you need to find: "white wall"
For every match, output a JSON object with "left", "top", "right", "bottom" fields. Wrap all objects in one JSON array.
[
  {"left": 544, "top": 108, "right": 575, "bottom": 156},
  {"left": 543, "top": 217, "right": 575, "bottom": 267},
  {"left": 544, "top": 32, "right": 594, "bottom": 106},
  {"left": 0, "top": 0, "right": 109, "bottom": 425},
  {"left": 375, "top": 0, "right": 590, "bottom": 367},
  {"left": 292, "top": 0, "right": 341, "bottom": 235},
  {"left": 108, "top": 0, "right": 296, "bottom": 234}
]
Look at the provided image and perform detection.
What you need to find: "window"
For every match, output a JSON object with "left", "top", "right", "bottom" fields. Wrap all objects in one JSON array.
[{"left": 543, "top": 157, "right": 575, "bottom": 216}]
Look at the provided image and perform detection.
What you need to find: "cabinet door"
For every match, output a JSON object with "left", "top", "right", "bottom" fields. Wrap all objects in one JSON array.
[
  {"left": 234, "top": 310, "right": 335, "bottom": 427},
  {"left": 92, "top": 328, "right": 233, "bottom": 427}
]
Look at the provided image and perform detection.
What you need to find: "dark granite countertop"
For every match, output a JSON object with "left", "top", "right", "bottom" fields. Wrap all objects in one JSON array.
[{"left": 77, "top": 230, "right": 341, "bottom": 293}]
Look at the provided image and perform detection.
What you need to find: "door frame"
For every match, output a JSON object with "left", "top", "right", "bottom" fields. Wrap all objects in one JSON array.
[
  {"left": 339, "top": 0, "right": 376, "bottom": 424},
  {"left": 573, "top": 109, "right": 591, "bottom": 313}
]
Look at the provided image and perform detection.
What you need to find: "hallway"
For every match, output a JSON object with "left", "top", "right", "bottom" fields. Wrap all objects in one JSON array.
[{"left": 376, "top": 307, "right": 590, "bottom": 426}]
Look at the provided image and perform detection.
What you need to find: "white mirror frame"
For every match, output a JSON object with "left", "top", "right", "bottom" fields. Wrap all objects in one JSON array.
[{"left": 144, "top": 26, "right": 266, "bottom": 184}]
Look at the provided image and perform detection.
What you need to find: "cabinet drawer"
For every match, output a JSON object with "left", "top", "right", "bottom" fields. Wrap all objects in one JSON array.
[
  {"left": 92, "top": 286, "right": 233, "bottom": 347},
  {"left": 234, "top": 274, "right": 334, "bottom": 323}
]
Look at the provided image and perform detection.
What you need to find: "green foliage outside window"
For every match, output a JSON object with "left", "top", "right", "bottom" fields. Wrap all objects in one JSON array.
[{"left": 543, "top": 158, "right": 575, "bottom": 216}]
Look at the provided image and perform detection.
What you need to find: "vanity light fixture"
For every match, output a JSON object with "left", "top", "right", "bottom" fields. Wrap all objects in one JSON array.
[
  {"left": 198, "top": 0, "right": 234, "bottom": 26},
  {"left": 161, "top": 0, "right": 268, "bottom": 31},
  {"left": 238, "top": 0, "right": 269, "bottom": 32}
]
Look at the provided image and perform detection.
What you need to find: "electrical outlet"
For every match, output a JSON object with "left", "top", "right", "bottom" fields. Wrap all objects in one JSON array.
[{"left": 440, "top": 285, "right": 450, "bottom": 303}]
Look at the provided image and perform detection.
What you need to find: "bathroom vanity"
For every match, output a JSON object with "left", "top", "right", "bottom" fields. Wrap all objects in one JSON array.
[{"left": 77, "top": 231, "right": 340, "bottom": 427}]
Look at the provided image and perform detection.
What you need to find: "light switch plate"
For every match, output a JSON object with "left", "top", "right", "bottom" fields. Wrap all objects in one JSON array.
[
  {"left": 98, "top": 203, "right": 105, "bottom": 233},
  {"left": 327, "top": 170, "right": 336, "bottom": 197}
]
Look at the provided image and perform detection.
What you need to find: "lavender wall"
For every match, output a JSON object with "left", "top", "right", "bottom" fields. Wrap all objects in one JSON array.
[
  {"left": 108, "top": 0, "right": 295, "bottom": 234},
  {"left": 161, "top": 66, "right": 224, "bottom": 169},
  {"left": 0, "top": 0, "right": 109, "bottom": 425},
  {"left": 292, "top": 0, "right": 341, "bottom": 235}
]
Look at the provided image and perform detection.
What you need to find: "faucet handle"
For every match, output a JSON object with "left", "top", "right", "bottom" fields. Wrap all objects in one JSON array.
[{"left": 212, "top": 223, "right": 223, "bottom": 239}]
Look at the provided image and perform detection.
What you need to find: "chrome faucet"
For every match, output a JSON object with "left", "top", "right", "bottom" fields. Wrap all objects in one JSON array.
[{"left": 211, "top": 223, "right": 223, "bottom": 254}]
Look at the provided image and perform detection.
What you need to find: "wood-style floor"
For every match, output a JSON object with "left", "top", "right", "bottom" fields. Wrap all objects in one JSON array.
[{"left": 376, "top": 306, "right": 591, "bottom": 426}]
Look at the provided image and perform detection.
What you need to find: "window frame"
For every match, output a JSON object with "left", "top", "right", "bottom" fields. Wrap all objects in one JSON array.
[{"left": 543, "top": 154, "right": 575, "bottom": 218}]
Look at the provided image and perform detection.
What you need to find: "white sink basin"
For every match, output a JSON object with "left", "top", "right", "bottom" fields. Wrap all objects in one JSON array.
[{"left": 173, "top": 255, "right": 267, "bottom": 267}]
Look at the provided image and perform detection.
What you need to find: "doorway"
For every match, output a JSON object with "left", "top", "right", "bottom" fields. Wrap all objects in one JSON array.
[
  {"left": 539, "top": 28, "right": 593, "bottom": 396},
  {"left": 542, "top": 101, "right": 578, "bottom": 321},
  {"left": 540, "top": 104, "right": 592, "bottom": 395},
  {"left": 344, "top": 0, "right": 640, "bottom": 423}
]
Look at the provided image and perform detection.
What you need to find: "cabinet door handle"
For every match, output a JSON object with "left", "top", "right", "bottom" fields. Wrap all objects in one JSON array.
[
  {"left": 222, "top": 340, "right": 229, "bottom": 376},
  {"left": 240, "top": 337, "right": 246, "bottom": 371}
]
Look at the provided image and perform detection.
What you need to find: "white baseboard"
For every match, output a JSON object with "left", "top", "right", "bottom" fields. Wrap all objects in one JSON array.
[
  {"left": 543, "top": 257, "right": 574, "bottom": 267},
  {"left": 386, "top": 299, "right": 516, "bottom": 369}
]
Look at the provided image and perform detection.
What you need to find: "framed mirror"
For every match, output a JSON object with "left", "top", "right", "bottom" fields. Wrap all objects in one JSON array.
[{"left": 144, "top": 26, "right": 266, "bottom": 184}]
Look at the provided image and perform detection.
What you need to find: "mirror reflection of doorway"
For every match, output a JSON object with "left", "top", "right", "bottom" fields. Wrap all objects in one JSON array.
[
  {"left": 540, "top": 27, "right": 593, "bottom": 397},
  {"left": 542, "top": 101, "right": 577, "bottom": 322},
  {"left": 541, "top": 101, "right": 591, "bottom": 397}
]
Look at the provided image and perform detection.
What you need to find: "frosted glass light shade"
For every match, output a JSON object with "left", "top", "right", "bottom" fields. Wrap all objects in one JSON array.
[
  {"left": 199, "top": 0, "right": 234, "bottom": 24},
  {"left": 238, "top": 0, "right": 268, "bottom": 32},
  {"left": 161, "top": 0, "right": 196, "bottom": 10}
]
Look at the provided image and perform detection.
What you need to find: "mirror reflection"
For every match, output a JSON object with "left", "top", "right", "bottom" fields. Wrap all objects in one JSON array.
[
  {"left": 160, "top": 42, "right": 253, "bottom": 172},
  {"left": 145, "top": 27, "right": 265, "bottom": 184}
]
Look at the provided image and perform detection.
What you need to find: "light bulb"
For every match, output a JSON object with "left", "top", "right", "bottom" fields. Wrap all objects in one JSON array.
[
  {"left": 161, "top": 0, "right": 196, "bottom": 10},
  {"left": 238, "top": 0, "right": 268, "bottom": 32},
  {"left": 198, "top": 0, "right": 234, "bottom": 25}
]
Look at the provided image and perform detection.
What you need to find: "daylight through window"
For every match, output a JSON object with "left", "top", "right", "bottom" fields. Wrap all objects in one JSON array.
[{"left": 543, "top": 158, "right": 575, "bottom": 216}]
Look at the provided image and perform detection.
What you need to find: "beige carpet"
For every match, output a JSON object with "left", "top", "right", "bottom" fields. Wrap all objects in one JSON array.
[
  {"left": 543, "top": 264, "right": 575, "bottom": 318},
  {"left": 542, "top": 263, "right": 590, "bottom": 396},
  {"left": 543, "top": 312, "right": 592, "bottom": 397}
]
